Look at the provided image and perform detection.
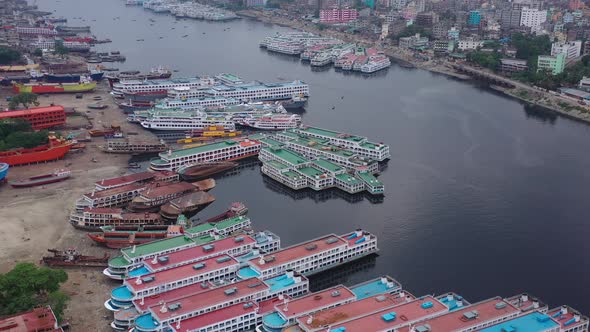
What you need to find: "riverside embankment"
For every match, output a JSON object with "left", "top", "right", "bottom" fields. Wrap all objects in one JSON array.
[{"left": 238, "top": 9, "right": 590, "bottom": 124}]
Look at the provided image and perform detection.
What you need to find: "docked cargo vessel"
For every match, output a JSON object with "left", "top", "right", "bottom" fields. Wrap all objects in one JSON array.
[
  {"left": 13, "top": 81, "right": 96, "bottom": 93},
  {"left": 150, "top": 138, "right": 262, "bottom": 171},
  {"left": 0, "top": 136, "right": 73, "bottom": 166},
  {"left": 43, "top": 71, "right": 104, "bottom": 83},
  {"left": 177, "top": 161, "right": 238, "bottom": 181},
  {"left": 41, "top": 248, "right": 109, "bottom": 268},
  {"left": 69, "top": 208, "right": 162, "bottom": 231},
  {"left": 9, "top": 169, "right": 71, "bottom": 188},
  {"left": 98, "top": 140, "right": 167, "bottom": 154},
  {"left": 159, "top": 191, "right": 216, "bottom": 219}
]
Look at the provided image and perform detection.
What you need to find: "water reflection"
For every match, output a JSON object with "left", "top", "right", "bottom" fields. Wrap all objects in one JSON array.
[
  {"left": 309, "top": 254, "right": 378, "bottom": 292},
  {"left": 523, "top": 104, "right": 558, "bottom": 125}
]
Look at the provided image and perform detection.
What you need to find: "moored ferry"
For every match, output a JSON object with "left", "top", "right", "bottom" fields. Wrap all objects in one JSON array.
[
  {"left": 139, "top": 110, "right": 236, "bottom": 131},
  {"left": 94, "top": 170, "right": 178, "bottom": 191},
  {"left": 69, "top": 207, "right": 161, "bottom": 231},
  {"left": 111, "top": 77, "right": 216, "bottom": 98},
  {"left": 236, "top": 229, "right": 378, "bottom": 280},
  {"left": 103, "top": 215, "right": 254, "bottom": 280},
  {"left": 129, "top": 180, "right": 212, "bottom": 212},
  {"left": 150, "top": 138, "right": 262, "bottom": 171},
  {"left": 360, "top": 55, "right": 392, "bottom": 73},
  {"left": 240, "top": 114, "right": 301, "bottom": 130}
]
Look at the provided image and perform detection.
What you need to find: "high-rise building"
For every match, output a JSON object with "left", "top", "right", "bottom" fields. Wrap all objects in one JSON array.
[
  {"left": 569, "top": 0, "right": 582, "bottom": 10},
  {"left": 468, "top": 10, "right": 481, "bottom": 26},
  {"left": 520, "top": 7, "right": 547, "bottom": 29},
  {"left": 319, "top": 8, "right": 359, "bottom": 23},
  {"left": 415, "top": 11, "right": 439, "bottom": 28},
  {"left": 537, "top": 53, "right": 566, "bottom": 75},
  {"left": 551, "top": 41, "right": 582, "bottom": 60}
]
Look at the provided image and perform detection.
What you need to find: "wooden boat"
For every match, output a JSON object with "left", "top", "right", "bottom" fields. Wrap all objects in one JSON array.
[
  {"left": 177, "top": 161, "right": 238, "bottom": 181},
  {"left": 160, "top": 191, "right": 216, "bottom": 219}
]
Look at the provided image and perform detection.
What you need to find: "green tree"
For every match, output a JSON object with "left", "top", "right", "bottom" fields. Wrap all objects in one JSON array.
[
  {"left": 54, "top": 40, "right": 69, "bottom": 56},
  {"left": 0, "top": 263, "right": 69, "bottom": 321},
  {"left": 8, "top": 92, "right": 40, "bottom": 110},
  {"left": 467, "top": 51, "right": 501, "bottom": 71},
  {"left": 33, "top": 48, "right": 43, "bottom": 57},
  {"left": 510, "top": 33, "right": 551, "bottom": 70},
  {"left": 0, "top": 46, "right": 22, "bottom": 65}
]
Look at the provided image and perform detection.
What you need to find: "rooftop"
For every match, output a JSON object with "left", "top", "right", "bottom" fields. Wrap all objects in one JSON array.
[
  {"left": 335, "top": 173, "right": 362, "bottom": 185},
  {"left": 296, "top": 293, "right": 414, "bottom": 330},
  {"left": 396, "top": 297, "right": 519, "bottom": 332},
  {"left": 121, "top": 235, "right": 196, "bottom": 259},
  {"left": 349, "top": 276, "right": 400, "bottom": 300},
  {"left": 317, "top": 296, "right": 447, "bottom": 332},
  {"left": 159, "top": 139, "right": 260, "bottom": 160},
  {"left": 150, "top": 278, "right": 269, "bottom": 322},
  {"left": 126, "top": 254, "right": 238, "bottom": 292},
  {"left": 175, "top": 301, "right": 258, "bottom": 331},
  {"left": 94, "top": 171, "right": 155, "bottom": 188},
  {"left": 0, "top": 105, "right": 64, "bottom": 119},
  {"left": 0, "top": 306, "right": 61, "bottom": 332},
  {"left": 276, "top": 285, "right": 355, "bottom": 320},
  {"left": 312, "top": 159, "right": 344, "bottom": 173},
  {"left": 264, "top": 146, "right": 309, "bottom": 165},
  {"left": 248, "top": 234, "right": 346, "bottom": 270},
  {"left": 133, "top": 281, "right": 214, "bottom": 313},
  {"left": 298, "top": 166, "right": 326, "bottom": 178},
  {"left": 479, "top": 312, "right": 559, "bottom": 332},
  {"left": 83, "top": 183, "right": 146, "bottom": 199},
  {"left": 142, "top": 235, "right": 254, "bottom": 271},
  {"left": 296, "top": 126, "right": 366, "bottom": 143},
  {"left": 547, "top": 306, "right": 588, "bottom": 330}
]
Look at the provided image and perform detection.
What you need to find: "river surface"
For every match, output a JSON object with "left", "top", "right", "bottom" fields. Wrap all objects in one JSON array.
[{"left": 39, "top": 0, "right": 590, "bottom": 313}]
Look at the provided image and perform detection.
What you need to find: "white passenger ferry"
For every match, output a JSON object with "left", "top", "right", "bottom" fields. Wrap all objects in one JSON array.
[
  {"left": 241, "top": 114, "right": 301, "bottom": 130},
  {"left": 360, "top": 55, "right": 392, "bottom": 73},
  {"left": 140, "top": 110, "right": 236, "bottom": 131}
]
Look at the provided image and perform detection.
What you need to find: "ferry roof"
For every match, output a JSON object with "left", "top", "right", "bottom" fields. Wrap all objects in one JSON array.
[
  {"left": 150, "top": 278, "right": 269, "bottom": 322},
  {"left": 122, "top": 235, "right": 196, "bottom": 259},
  {"left": 504, "top": 293, "right": 547, "bottom": 312},
  {"left": 396, "top": 297, "right": 519, "bottom": 332},
  {"left": 286, "top": 138, "right": 358, "bottom": 159},
  {"left": 437, "top": 292, "right": 470, "bottom": 311},
  {"left": 296, "top": 292, "right": 414, "bottom": 330},
  {"left": 335, "top": 173, "right": 362, "bottom": 185},
  {"left": 259, "top": 137, "right": 283, "bottom": 147},
  {"left": 126, "top": 254, "right": 238, "bottom": 292},
  {"left": 159, "top": 139, "right": 260, "bottom": 160},
  {"left": 248, "top": 234, "right": 346, "bottom": 270},
  {"left": 356, "top": 172, "right": 383, "bottom": 187},
  {"left": 266, "top": 159, "right": 290, "bottom": 170},
  {"left": 547, "top": 306, "right": 588, "bottom": 330},
  {"left": 174, "top": 301, "right": 258, "bottom": 331},
  {"left": 0, "top": 306, "right": 60, "bottom": 332},
  {"left": 108, "top": 255, "right": 131, "bottom": 267},
  {"left": 276, "top": 285, "right": 355, "bottom": 320},
  {"left": 294, "top": 127, "right": 366, "bottom": 143},
  {"left": 143, "top": 235, "right": 255, "bottom": 271},
  {"left": 264, "top": 147, "right": 309, "bottom": 166},
  {"left": 83, "top": 183, "right": 145, "bottom": 199},
  {"left": 94, "top": 171, "right": 155, "bottom": 188},
  {"left": 313, "top": 159, "right": 344, "bottom": 173},
  {"left": 298, "top": 166, "right": 325, "bottom": 178},
  {"left": 133, "top": 281, "right": 214, "bottom": 313},
  {"left": 479, "top": 312, "right": 559, "bottom": 332},
  {"left": 213, "top": 215, "right": 250, "bottom": 230},
  {"left": 138, "top": 182, "right": 195, "bottom": 199},
  {"left": 349, "top": 276, "right": 401, "bottom": 300},
  {"left": 316, "top": 296, "right": 447, "bottom": 332}
]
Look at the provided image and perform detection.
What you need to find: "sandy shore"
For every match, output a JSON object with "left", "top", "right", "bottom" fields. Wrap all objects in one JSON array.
[{"left": 0, "top": 81, "right": 158, "bottom": 331}]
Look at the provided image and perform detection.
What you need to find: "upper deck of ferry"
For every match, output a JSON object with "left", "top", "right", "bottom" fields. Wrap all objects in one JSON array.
[
  {"left": 94, "top": 171, "right": 156, "bottom": 189},
  {"left": 245, "top": 234, "right": 347, "bottom": 270},
  {"left": 547, "top": 305, "right": 588, "bottom": 330},
  {"left": 170, "top": 301, "right": 259, "bottom": 332},
  {"left": 274, "top": 285, "right": 355, "bottom": 321},
  {"left": 132, "top": 281, "right": 214, "bottom": 313},
  {"left": 395, "top": 297, "right": 520, "bottom": 332},
  {"left": 142, "top": 235, "right": 255, "bottom": 271},
  {"left": 295, "top": 292, "right": 415, "bottom": 331},
  {"left": 124, "top": 254, "right": 238, "bottom": 293},
  {"left": 315, "top": 296, "right": 447, "bottom": 332},
  {"left": 479, "top": 311, "right": 560, "bottom": 332}
]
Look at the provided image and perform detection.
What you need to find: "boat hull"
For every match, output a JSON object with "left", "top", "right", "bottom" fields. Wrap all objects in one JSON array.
[
  {"left": 178, "top": 162, "right": 238, "bottom": 181},
  {"left": 10, "top": 173, "right": 70, "bottom": 188},
  {"left": 13, "top": 82, "right": 96, "bottom": 94},
  {"left": 0, "top": 143, "right": 72, "bottom": 166},
  {"left": 44, "top": 72, "right": 104, "bottom": 83}
]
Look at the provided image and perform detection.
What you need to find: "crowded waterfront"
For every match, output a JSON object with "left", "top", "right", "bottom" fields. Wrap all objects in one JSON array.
[{"left": 2, "top": 0, "right": 590, "bottom": 330}]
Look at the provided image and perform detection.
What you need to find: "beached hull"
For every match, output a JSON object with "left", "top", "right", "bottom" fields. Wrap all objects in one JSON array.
[
  {"left": 178, "top": 162, "right": 238, "bottom": 181},
  {"left": 0, "top": 143, "right": 72, "bottom": 166},
  {"left": 13, "top": 82, "right": 96, "bottom": 94},
  {"left": 44, "top": 72, "right": 104, "bottom": 83},
  {"left": 10, "top": 173, "right": 70, "bottom": 188}
]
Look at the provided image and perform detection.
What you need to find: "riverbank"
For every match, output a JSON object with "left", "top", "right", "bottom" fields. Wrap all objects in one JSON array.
[
  {"left": 0, "top": 81, "right": 158, "bottom": 331},
  {"left": 238, "top": 9, "right": 590, "bottom": 124}
]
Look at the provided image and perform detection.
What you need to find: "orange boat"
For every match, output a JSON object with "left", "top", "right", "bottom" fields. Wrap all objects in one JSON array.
[{"left": 0, "top": 136, "right": 73, "bottom": 166}]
